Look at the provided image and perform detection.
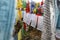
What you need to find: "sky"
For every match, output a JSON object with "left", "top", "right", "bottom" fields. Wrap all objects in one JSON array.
[
  {"left": 27, "top": 0, "right": 42, "bottom": 3},
  {"left": 33, "top": 0, "right": 42, "bottom": 3}
]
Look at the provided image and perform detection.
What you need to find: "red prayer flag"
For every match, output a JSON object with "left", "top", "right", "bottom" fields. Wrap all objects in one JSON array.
[
  {"left": 26, "top": 0, "right": 30, "bottom": 13},
  {"left": 41, "top": 0, "right": 43, "bottom": 5},
  {"left": 23, "top": 22, "right": 27, "bottom": 30}
]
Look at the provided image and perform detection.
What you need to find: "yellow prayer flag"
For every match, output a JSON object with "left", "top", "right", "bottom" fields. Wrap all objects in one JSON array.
[
  {"left": 17, "top": 0, "right": 22, "bottom": 8},
  {"left": 17, "top": 10, "right": 22, "bottom": 21},
  {"left": 16, "top": 0, "right": 22, "bottom": 21},
  {"left": 36, "top": 3, "right": 39, "bottom": 8},
  {"left": 18, "top": 29, "right": 22, "bottom": 40},
  {"left": 33, "top": 8, "right": 36, "bottom": 14}
]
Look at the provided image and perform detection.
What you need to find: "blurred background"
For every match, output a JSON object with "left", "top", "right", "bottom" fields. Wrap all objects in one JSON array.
[{"left": 0, "top": 0, "right": 60, "bottom": 40}]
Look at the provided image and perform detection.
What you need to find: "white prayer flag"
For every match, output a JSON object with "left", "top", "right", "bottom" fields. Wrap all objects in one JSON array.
[
  {"left": 31, "top": 14, "right": 37, "bottom": 28},
  {"left": 37, "top": 16, "right": 43, "bottom": 31}
]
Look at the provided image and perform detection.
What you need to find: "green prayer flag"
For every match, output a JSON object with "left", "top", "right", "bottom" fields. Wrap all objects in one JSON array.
[{"left": 22, "top": 0, "right": 26, "bottom": 8}]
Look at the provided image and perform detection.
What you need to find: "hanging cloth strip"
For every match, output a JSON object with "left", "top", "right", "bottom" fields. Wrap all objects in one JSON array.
[
  {"left": 18, "top": 29, "right": 22, "bottom": 40},
  {"left": 22, "top": 0, "right": 26, "bottom": 8},
  {"left": 26, "top": 1, "right": 30, "bottom": 13},
  {"left": 16, "top": 0, "right": 23, "bottom": 21}
]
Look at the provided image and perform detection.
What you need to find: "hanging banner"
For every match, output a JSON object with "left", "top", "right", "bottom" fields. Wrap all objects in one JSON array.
[
  {"left": 31, "top": 14, "right": 37, "bottom": 28},
  {"left": 17, "top": 0, "right": 23, "bottom": 21},
  {"left": 37, "top": 16, "right": 43, "bottom": 31},
  {"left": 26, "top": 1, "right": 30, "bottom": 13},
  {"left": 22, "top": 0, "right": 26, "bottom": 8},
  {"left": 17, "top": 0, "right": 22, "bottom": 8}
]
